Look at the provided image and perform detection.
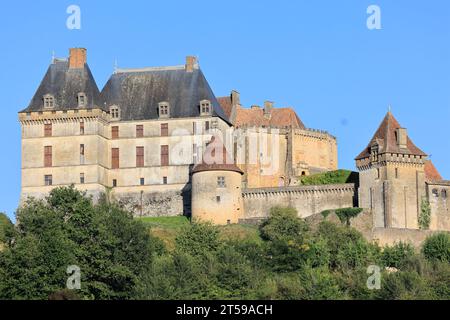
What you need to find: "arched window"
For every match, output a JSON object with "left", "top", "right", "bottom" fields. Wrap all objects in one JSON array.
[
  {"left": 432, "top": 189, "right": 439, "bottom": 197},
  {"left": 43, "top": 94, "right": 55, "bottom": 109},
  {"left": 442, "top": 189, "right": 447, "bottom": 199}
]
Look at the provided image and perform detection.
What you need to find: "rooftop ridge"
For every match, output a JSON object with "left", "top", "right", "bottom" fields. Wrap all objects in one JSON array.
[{"left": 115, "top": 65, "right": 188, "bottom": 74}]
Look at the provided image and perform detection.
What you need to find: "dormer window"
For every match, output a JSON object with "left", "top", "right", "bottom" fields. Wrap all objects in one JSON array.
[
  {"left": 110, "top": 106, "right": 120, "bottom": 120},
  {"left": 158, "top": 102, "right": 170, "bottom": 118},
  {"left": 200, "top": 100, "right": 211, "bottom": 116},
  {"left": 43, "top": 94, "right": 55, "bottom": 109},
  {"left": 78, "top": 93, "right": 87, "bottom": 107}
]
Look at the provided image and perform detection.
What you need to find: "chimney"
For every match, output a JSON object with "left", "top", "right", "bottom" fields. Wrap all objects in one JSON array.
[
  {"left": 69, "top": 48, "right": 87, "bottom": 69},
  {"left": 231, "top": 90, "right": 240, "bottom": 106},
  {"left": 264, "top": 101, "right": 273, "bottom": 117},
  {"left": 185, "top": 56, "right": 198, "bottom": 72},
  {"left": 396, "top": 128, "right": 408, "bottom": 149}
]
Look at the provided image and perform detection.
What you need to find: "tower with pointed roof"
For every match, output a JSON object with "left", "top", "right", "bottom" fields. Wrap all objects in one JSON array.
[{"left": 355, "top": 112, "right": 429, "bottom": 229}]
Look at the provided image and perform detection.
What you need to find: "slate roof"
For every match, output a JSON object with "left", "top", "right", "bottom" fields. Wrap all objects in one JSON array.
[
  {"left": 355, "top": 112, "right": 427, "bottom": 160},
  {"left": 192, "top": 136, "right": 243, "bottom": 174},
  {"left": 21, "top": 60, "right": 103, "bottom": 112},
  {"left": 101, "top": 67, "right": 230, "bottom": 123},
  {"left": 234, "top": 105, "right": 306, "bottom": 129}
]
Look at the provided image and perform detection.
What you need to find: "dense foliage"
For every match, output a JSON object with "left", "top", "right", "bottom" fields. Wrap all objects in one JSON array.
[
  {"left": 0, "top": 189, "right": 449, "bottom": 300},
  {"left": 300, "top": 170, "right": 358, "bottom": 186}
]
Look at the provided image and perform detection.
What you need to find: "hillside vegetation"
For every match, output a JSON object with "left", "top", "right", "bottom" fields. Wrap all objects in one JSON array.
[
  {"left": 0, "top": 186, "right": 449, "bottom": 300},
  {"left": 300, "top": 169, "right": 359, "bottom": 186}
]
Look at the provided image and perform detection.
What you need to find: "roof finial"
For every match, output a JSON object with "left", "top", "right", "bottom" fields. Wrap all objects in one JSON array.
[
  {"left": 114, "top": 59, "right": 118, "bottom": 74},
  {"left": 388, "top": 104, "right": 392, "bottom": 113},
  {"left": 51, "top": 50, "right": 55, "bottom": 63}
]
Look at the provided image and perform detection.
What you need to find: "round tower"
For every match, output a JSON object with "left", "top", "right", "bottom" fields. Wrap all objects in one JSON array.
[{"left": 191, "top": 137, "right": 244, "bottom": 225}]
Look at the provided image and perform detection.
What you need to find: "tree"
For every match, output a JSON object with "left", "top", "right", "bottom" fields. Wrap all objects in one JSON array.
[
  {"left": 418, "top": 198, "right": 431, "bottom": 230},
  {"left": 422, "top": 233, "right": 450, "bottom": 263}
]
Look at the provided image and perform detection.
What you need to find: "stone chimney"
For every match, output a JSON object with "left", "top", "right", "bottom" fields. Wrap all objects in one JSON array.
[
  {"left": 396, "top": 128, "right": 407, "bottom": 149},
  {"left": 231, "top": 90, "right": 240, "bottom": 106},
  {"left": 69, "top": 48, "right": 87, "bottom": 69},
  {"left": 264, "top": 101, "right": 273, "bottom": 118},
  {"left": 185, "top": 56, "right": 198, "bottom": 72}
]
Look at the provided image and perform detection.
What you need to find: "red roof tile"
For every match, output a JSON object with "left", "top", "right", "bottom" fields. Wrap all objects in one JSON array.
[
  {"left": 424, "top": 160, "right": 442, "bottom": 182},
  {"left": 234, "top": 106, "right": 305, "bottom": 129},
  {"left": 356, "top": 112, "right": 427, "bottom": 160},
  {"left": 217, "top": 96, "right": 233, "bottom": 119}
]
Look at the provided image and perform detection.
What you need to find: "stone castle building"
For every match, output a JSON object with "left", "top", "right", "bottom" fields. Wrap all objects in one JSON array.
[
  {"left": 19, "top": 48, "right": 449, "bottom": 239},
  {"left": 19, "top": 48, "right": 337, "bottom": 218}
]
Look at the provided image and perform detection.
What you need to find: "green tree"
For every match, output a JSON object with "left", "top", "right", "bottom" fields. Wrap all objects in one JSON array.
[
  {"left": 175, "top": 221, "right": 220, "bottom": 258},
  {"left": 422, "top": 233, "right": 450, "bottom": 263},
  {"left": 418, "top": 198, "right": 431, "bottom": 230},
  {"left": 381, "top": 242, "right": 416, "bottom": 269}
]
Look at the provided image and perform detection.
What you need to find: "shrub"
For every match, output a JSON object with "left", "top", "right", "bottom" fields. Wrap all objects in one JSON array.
[
  {"left": 381, "top": 242, "right": 416, "bottom": 269},
  {"left": 175, "top": 221, "right": 220, "bottom": 258},
  {"left": 422, "top": 233, "right": 450, "bottom": 263},
  {"left": 259, "top": 207, "right": 308, "bottom": 243},
  {"left": 418, "top": 198, "right": 431, "bottom": 230},
  {"left": 0, "top": 213, "right": 13, "bottom": 244},
  {"left": 335, "top": 208, "right": 363, "bottom": 226}
]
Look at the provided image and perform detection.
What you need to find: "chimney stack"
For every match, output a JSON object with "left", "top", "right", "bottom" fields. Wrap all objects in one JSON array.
[
  {"left": 69, "top": 48, "right": 87, "bottom": 69},
  {"left": 264, "top": 101, "right": 274, "bottom": 117},
  {"left": 185, "top": 56, "right": 198, "bottom": 72},
  {"left": 231, "top": 90, "right": 240, "bottom": 106},
  {"left": 396, "top": 128, "right": 408, "bottom": 149}
]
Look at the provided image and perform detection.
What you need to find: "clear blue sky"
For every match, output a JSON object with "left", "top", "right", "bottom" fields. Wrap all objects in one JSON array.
[{"left": 0, "top": 0, "right": 449, "bottom": 220}]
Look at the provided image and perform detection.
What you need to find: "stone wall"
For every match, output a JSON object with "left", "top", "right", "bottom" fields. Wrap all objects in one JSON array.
[
  {"left": 242, "top": 183, "right": 357, "bottom": 219},
  {"left": 372, "top": 227, "right": 448, "bottom": 247}
]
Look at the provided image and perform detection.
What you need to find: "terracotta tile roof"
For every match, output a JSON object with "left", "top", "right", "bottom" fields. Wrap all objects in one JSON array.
[
  {"left": 356, "top": 112, "right": 427, "bottom": 160},
  {"left": 234, "top": 106, "right": 306, "bottom": 129},
  {"left": 217, "top": 96, "right": 233, "bottom": 119},
  {"left": 424, "top": 160, "right": 442, "bottom": 182},
  {"left": 192, "top": 136, "right": 243, "bottom": 174}
]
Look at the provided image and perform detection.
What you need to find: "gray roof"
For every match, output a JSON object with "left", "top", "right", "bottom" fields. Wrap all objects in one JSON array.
[
  {"left": 21, "top": 60, "right": 103, "bottom": 112},
  {"left": 100, "top": 67, "right": 230, "bottom": 123}
]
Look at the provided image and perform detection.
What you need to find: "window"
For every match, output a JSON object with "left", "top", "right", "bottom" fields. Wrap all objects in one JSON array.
[
  {"left": 205, "top": 121, "right": 210, "bottom": 132},
  {"left": 136, "top": 125, "right": 144, "bottom": 138},
  {"left": 136, "top": 147, "right": 144, "bottom": 167},
  {"left": 112, "top": 126, "right": 119, "bottom": 139},
  {"left": 140, "top": 178, "right": 145, "bottom": 186},
  {"left": 161, "top": 123, "right": 168, "bottom": 137},
  {"left": 216, "top": 196, "right": 221, "bottom": 203},
  {"left": 377, "top": 168, "right": 380, "bottom": 179},
  {"left": 110, "top": 106, "right": 120, "bottom": 119},
  {"left": 44, "top": 175, "right": 53, "bottom": 186},
  {"left": 80, "top": 144, "right": 85, "bottom": 165},
  {"left": 44, "top": 146, "right": 52, "bottom": 167},
  {"left": 193, "top": 122, "right": 197, "bottom": 135},
  {"left": 163, "top": 176, "right": 168, "bottom": 185},
  {"left": 161, "top": 145, "right": 169, "bottom": 166},
  {"left": 43, "top": 95, "right": 55, "bottom": 108},
  {"left": 211, "top": 120, "right": 218, "bottom": 129},
  {"left": 78, "top": 93, "right": 87, "bottom": 107},
  {"left": 217, "top": 176, "right": 226, "bottom": 188},
  {"left": 80, "top": 121, "right": 85, "bottom": 135},
  {"left": 112, "top": 148, "right": 119, "bottom": 169},
  {"left": 442, "top": 190, "right": 447, "bottom": 199},
  {"left": 44, "top": 123, "right": 52, "bottom": 137},
  {"left": 200, "top": 100, "right": 211, "bottom": 116},
  {"left": 158, "top": 102, "right": 170, "bottom": 118},
  {"left": 395, "top": 168, "right": 399, "bottom": 179},
  {"left": 80, "top": 173, "right": 85, "bottom": 184},
  {"left": 227, "top": 220, "right": 231, "bottom": 225},
  {"left": 112, "top": 179, "right": 117, "bottom": 187},
  {"left": 432, "top": 189, "right": 439, "bottom": 197}
]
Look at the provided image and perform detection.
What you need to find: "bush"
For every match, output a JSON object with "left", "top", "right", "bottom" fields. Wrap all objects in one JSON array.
[
  {"left": 259, "top": 207, "right": 308, "bottom": 243},
  {"left": 0, "top": 212, "right": 13, "bottom": 244},
  {"left": 422, "top": 233, "right": 450, "bottom": 263},
  {"left": 335, "top": 208, "right": 363, "bottom": 226},
  {"left": 381, "top": 242, "right": 416, "bottom": 269},
  {"left": 175, "top": 221, "right": 220, "bottom": 258},
  {"left": 418, "top": 198, "right": 431, "bottom": 230}
]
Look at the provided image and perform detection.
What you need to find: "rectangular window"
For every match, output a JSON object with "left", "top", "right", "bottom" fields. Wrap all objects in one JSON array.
[
  {"left": 136, "top": 147, "right": 144, "bottom": 167},
  {"left": 161, "top": 145, "right": 169, "bottom": 166},
  {"left": 217, "top": 176, "right": 226, "bottom": 188},
  {"left": 44, "top": 146, "right": 52, "bottom": 167},
  {"left": 216, "top": 196, "right": 221, "bottom": 203},
  {"left": 395, "top": 168, "right": 399, "bottom": 179},
  {"left": 161, "top": 123, "right": 168, "bottom": 137},
  {"left": 163, "top": 176, "right": 168, "bottom": 185},
  {"left": 112, "top": 148, "right": 119, "bottom": 169},
  {"left": 205, "top": 121, "right": 210, "bottom": 132},
  {"left": 44, "top": 123, "right": 52, "bottom": 137},
  {"left": 44, "top": 175, "right": 53, "bottom": 186},
  {"left": 136, "top": 125, "right": 144, "bottom": 138},
  {"left": 112, "top": 126, "right": 119, "bottom": 139},
  {"left": 80, "top": 144, "right": 85, "bottom": 165},
  {"left": 80, "top": 173, "right": 85, "bottom": 184},
  {"left": 140, "top": 178, "right": 145, "bottom": 186},
  {"left": 112, "top": 179, "right": 117, "bottom": 187},
  {"left": 80, "top": 122, "right": 85, "bottom": 135}
]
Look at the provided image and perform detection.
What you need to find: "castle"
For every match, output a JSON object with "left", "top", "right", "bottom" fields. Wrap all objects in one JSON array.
[{"left": 19, "top": 48, "right": 450, "bottom": 241}]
